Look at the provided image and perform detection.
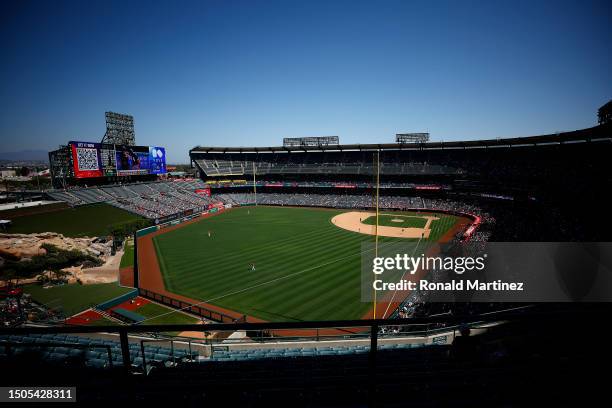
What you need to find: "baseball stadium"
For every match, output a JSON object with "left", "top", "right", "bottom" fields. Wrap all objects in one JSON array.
[
  {"left": 1, "top": 107, "right": 611, "bottom": 405},
  {"left": 2, "top": 0, "right": 611, "bottom": 403}
]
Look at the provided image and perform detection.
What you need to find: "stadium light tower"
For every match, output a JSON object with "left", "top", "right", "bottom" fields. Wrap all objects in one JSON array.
[
  {"left": 283, "top": 136, "right": 339, "bottom": 148},
  {"left": 101, "top": 112, "right": 136, "bottom": 146},
  {"left": 396, "top": 133, "right": 429, "bottom": 144}
]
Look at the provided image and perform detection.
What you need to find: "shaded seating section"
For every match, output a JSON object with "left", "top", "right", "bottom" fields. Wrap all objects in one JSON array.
[
  {"left": 207, "top": 343, "right": 426, "bottom": 361},
  {"left": 0, "top": 306, "right": 605, "bottom": 406},
  {"left": 134, "top": 345, "right": 530, "bottom": 406},
  {"left": 193, "top": 156, "right": 459, "bottom": 177},
  {"left": 0, "top": 334, "right": 197, "bottom": 370}
]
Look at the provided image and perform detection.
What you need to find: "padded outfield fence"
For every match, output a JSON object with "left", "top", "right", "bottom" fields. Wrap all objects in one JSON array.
[{"left": 139, "top": 288, "right": 244, "bottom": 323}]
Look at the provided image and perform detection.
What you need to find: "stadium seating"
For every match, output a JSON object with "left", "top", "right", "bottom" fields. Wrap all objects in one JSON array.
[
  {"left": 46, "top": 180, "right": 218, "bottom": 220},
  {"left": 0, "top": 305, "right": 605, "bottom": 405},
  {"left": 204, "top": 343, "right": 430, "bottom": 362},
  {"left": 214, "top": 192, "right": 467, "bottom": 213},
  {"left": 47, "top": 191, "right": 84, "bottom": 206},
  {"left": 195, "top": 156, "right": 460, "bottom": 177},
  {"left": 0, "top": 333, "right": 197, "bottom": 370},
  {"left": 70, "top": 188, "right": 114, "bottom": 204}
]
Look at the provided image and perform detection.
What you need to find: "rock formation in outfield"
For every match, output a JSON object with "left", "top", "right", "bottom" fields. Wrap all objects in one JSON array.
[{"left": 0, "top": 232, "right": 112, "bottom": 261}]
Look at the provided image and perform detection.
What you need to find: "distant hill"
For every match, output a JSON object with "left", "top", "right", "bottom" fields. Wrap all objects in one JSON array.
[{"left": 0, "top": 150, "right": 49, "bottom": 161}]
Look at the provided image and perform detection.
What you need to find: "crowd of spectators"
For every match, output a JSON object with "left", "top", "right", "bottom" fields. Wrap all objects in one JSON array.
[
  {"left": 214, "top": 192, "right": 489, "bottom": 217},
  {"left": 197, "top": 157, "right": 460, "bottom": 177},
  {"left": 193, "top": 130, "right": 611, "bottom": 190},
  {"left": 47, "top": 180, "right": 218, "bottom": 219}
]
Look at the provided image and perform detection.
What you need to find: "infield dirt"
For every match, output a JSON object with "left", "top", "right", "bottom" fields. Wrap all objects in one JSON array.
[{"left": 332, "top": 211, "right": 439, "bottom": 238}]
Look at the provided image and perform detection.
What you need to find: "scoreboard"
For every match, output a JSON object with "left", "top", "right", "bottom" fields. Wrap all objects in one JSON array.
[{"left": 70, "top": 141, "right": 166, "bottom": 179}]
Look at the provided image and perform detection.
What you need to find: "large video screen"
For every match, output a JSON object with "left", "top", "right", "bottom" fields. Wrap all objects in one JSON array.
[
  {"left": 70, "top": 141, "right": 104, "bottom": 178},
  {"left": 115, "top": 145, "right": 166, "bottom": 175},
  {"left": 69, "top": 141, "right": 166, "bottom": 178}
]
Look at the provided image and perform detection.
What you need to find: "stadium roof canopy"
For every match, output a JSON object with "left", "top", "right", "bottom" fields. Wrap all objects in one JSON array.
[{"left": 191, "top": 125, "right": 611, "bottom": 154}]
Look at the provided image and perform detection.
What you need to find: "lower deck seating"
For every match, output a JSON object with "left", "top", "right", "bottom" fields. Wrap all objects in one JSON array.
[
  {"left": 47, "top": 180, "right": 219, "bottom": 219},
  {"left": 207, "top": 342, "right": 426, "bottom": 361},
  {"left": 0, "top": 334, "right": 197, "bottom": 370},
  {"left": 0, "top": 308, "right": 605, "bottom": 406}
]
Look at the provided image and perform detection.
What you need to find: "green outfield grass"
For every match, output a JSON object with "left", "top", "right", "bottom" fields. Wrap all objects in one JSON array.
[
  {"left": 153, "top": 206, "right": 466, "bottom": 322},
  {"left": 135, "top": 302, "right": 200, "bottom": 325},
  {"left": 24, "top": 283, "right": 134, "bottom": 316},
  {"left": 120, "top": 242, "right": 134, "bottom": 268},
  {"left": 5, "top": 203, "right": 141, "bottom": 237}
]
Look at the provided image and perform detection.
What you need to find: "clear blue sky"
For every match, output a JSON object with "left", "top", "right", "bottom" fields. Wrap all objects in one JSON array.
[{"left": 1, "top": 0, "right": 610, "bottom": 163}]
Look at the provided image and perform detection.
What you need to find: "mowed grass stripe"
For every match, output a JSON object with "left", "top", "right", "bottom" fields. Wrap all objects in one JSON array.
[
  {"left": 159, "top": 224, "right": 347, "bottom": 278},
  {"left": 253, "top": 240, "right": 364, "bottom": 315},
  {"left": 153, "top": 213, "right": 336, "bottom": 272},
  {"left": 168, "top": 229, "right": 363, "bottom": 299},
  {"left": 152, "top": 206, "right": 465, "bottom": 321},
  {"left": 156, "top": 207, "right": 371, "bottom": 318},
  {"left": 161, "top": 228, "right": 348, "bottom": 291},
  {"left": 155, "top": 207, "right": 370, "bottom": 318},
  {"left": 158, "top": 221, "right": 359, "bottom": 289},
  {"left": 279, "top": 261, "right": 364, "bottom": 320}
]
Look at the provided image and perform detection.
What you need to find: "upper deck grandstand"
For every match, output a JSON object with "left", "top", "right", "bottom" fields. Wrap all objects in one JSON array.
[
  {"left": 189, "top": 124, "right": 612, "bottom": 241},
  {"left": 190, "top": 124, "right": 611, "bottom": 191}
]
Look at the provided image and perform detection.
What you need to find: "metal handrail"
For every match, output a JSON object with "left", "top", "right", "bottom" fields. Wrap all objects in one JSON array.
[
  {"left": 0, "top": 308, "right": 556, "bottom": 335},
  {"left": 0, "top": 307, "right": 588, "bottom": 375}
]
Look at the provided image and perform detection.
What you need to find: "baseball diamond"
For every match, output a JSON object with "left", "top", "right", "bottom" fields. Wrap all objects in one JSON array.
[{"left": 139, "top": 206, "right": 470, "bottom": 322}]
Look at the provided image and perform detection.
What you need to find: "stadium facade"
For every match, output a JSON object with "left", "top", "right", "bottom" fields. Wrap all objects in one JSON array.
[{"left": 189, "top": 123, "right": 612, "bottom": 241}]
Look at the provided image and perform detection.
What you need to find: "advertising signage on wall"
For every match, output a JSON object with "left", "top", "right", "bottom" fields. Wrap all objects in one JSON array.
[
  {"left": 70, "top": 141, "right": 104, "bottom": 178},
  {"left": 69, "top": 141, "right": 166, "bottom": 178}
]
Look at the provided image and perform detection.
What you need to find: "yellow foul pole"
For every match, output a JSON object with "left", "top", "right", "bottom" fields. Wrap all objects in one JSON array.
[
  {"left": 253, "top": 161, "right": 257, "bottom": 206},
  {"left": 373, "top": 150, "right": 380, "bottom": 319}
]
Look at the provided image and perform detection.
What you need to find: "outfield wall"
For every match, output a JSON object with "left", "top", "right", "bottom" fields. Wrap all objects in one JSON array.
[
  {"left": 96, "top": 288, "right": 138, "bottom": 310},
  {"left": 139, "top": 288, "right": 244, "bottom": 323},
  {"left": 134, "top": 207, "right": 244, "bottom": 323}
]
